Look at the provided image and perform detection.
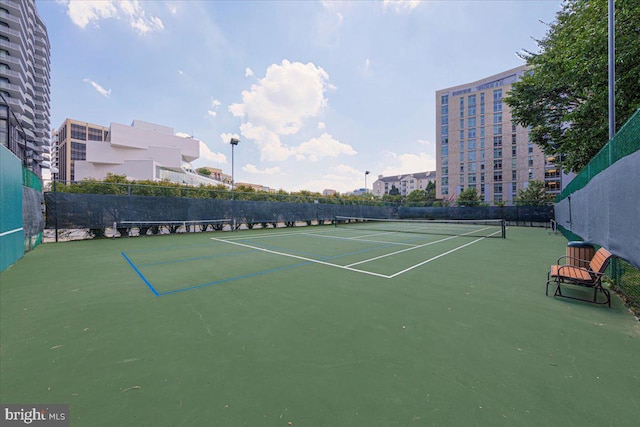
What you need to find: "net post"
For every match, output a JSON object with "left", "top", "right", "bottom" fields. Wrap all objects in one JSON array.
[
  {"left": 113, "top": 221, "right": 117, "bottom": 239},
  {"left": 501, "top": 219, "right": 506, "bottom": 239}
]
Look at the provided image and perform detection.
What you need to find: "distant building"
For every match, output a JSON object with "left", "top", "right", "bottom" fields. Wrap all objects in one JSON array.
[
  {"left": 53, "top": 119, "right": 227, "bottom": 186},
  {"left": 372, "top": 171, "right": 436, "bottom": 197},
  {"left": 198, "top": 166, "right": 230, "bottom": 184},
  {"left": 0, "top": 0, "right": 51, "bottom": 177},
  {"left": 323, "top": 189, "right": 337, "bottom": 196},
  {"left": 435, "top": 65, "right": 566, "bottom": 204},
  {"left": 52, "top": 119, "right": 109, "bottom": 182}
]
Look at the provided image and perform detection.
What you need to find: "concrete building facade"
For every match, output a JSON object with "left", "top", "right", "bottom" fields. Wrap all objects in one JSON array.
[
  {"left": 0, "top": 0, "right": 50, "bottom": 177},
  {"left": 435, "top": 65, "right": 562, "bottom": 204},
  {"left": 372, "top": 171, "right": 436, "bottom": 197},
  {"left": 53, "top": 119, "right": 227, "bottom": 187}
]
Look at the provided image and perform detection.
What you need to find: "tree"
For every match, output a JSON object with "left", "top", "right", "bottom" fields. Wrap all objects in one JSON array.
[
  {"left": 196, "top": 167, "right": 211, "bottom": 176},
  {"left": 388, "top": 185, "right": 400, "bottom": 196},
  {"left": 456, "top": 188, "right": 482, "bottom": 207},
  {"left": 514, "top": 180, "right": 554, "bottom": 206},
  {"left": 505, "top": 0, "right": 640, "bottom": 173},
  {"left": 405, "top": 190, "right": 427, "bottom": 207}
]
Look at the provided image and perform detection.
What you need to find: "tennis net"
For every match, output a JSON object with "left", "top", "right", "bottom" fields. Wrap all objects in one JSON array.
[{"left": 334, "top": 216, "right": 506, "bottom": 238}]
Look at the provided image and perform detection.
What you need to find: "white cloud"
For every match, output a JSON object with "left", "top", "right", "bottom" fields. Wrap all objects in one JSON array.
[
  {"left": 296, "top": 163, "right": 366, "bottom": 194},
  {"left": 230, "top": 60, "right": 330, "bottom": 136},
  {"left": 229, "top": 60, "right": 333, "bottom": 162},
  {"left": 207, "top": 98, "right": 221, "bottom": 118},
  {"left": 297, "top": 133, "right": 357, "bottom": 162},
  {"left": 245, "top": 67, "right": 254, "bottom": 78},
  {"left": 83, "top": 78, "right": 111, "bottom": 97},
  {"left": 380, "top": 151, "right": 436, "bottom": 177},
  {"left": 196, "top": 140, "right": 227, "bottom": 165},
  {"left": 243, "top": 164, "right": 281, "bottom": 175},
  {"left": 317, "top": 122, "right": 326, "bottom": 130},
  {"left": 62, "top": 0, "right": 164, "bottom": 35},
  {"left": 382, "top": 0, "right": 421, "bottom": 13},
  {"left": 239, "top": 123, "right": 295, "bottom": 162}
]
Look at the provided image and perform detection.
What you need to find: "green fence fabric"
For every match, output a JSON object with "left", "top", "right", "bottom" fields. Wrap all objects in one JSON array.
[{"left": 0, "top": 146, "right": 24, "bottom": 271}]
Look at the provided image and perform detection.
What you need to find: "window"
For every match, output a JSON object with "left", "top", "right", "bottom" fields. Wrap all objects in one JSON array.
[
  {"left": 442, "top": 166, "right": 448, "bottom": 175},
  {"left": 468, "top": 117, "right": 476, "bottom": 128},
  {"left": 441, "top": 105, "right": 448, "bottom": 115},
  {"left": 468, "top": 174, "right": 476, "bottom": 184},
  {"left": 460, "top": 141, "right": 464, "bottom": 152},
  {"left": 468, "top": 106, "right": 476, "bottom": 116},
  {"left": 512, "top": 170, "right": 517, "bottom": 180},
  {"left": 512, "top": 146, "right": 517, "bottom": 157},
  {"left": 493, "top": 159, "right": 502, "bottom": 170},
  {"left": 493, "top": 136, "right": 502, "bottom": 147},
  {"left": 528, "top": 156, "right": 534, "bottom": 167},
  {"left": 480, "top": 172, "right": 485, "bottom": 183},
  {"left": 494, "top": 184, "right": 503, "bottom": 194},
  {"left": 493, "top": 113, "right": 502, "bottom": 124},
  {"left": 493, "top": 148, "right": 502, "bottom": 158},
  {"left": 468, "top": 162, "right": 477, "bottom": 172},
  {"left": 70, "top": 124, "right": 87, "bottom": 140},
  {"left": 88, "top": 127, "right": 103, "bottom": 141},
  {"left": 441, "top": 115, "right": 448, "bottom": 125},
  {"left": 468, "top": 94, "right": 476, "bottom": 106},
  {"left": 441, "top": 177, "right": 448, "bottom": 185},
  {"left": 460, "top": 152, "right": 464, "bottom": 161},
  {"left": 441, "top": 146, "right": 448, "bottom": 155},
  {"left": 493, "top": 125, "right": 502, "bottom": 135},
  {"left": 441, "top": 125, "right": 448, "bottom": 136},
  {"left": 480, "top": 115, "right": 485, "bottom": 126},
  {"left": 468, "top": 139, "right": 476, "bottom": 150},
  {"left": 459, "top": 130, "right": 465, "bottom": 140},
  {"left": 493, "top": 172, "right": 502, "bottom": 182},
  {"left": 460, "top": 118, "right": 464, "bottom": 128},
  {"left": 468, "top": 151, "right": 477, "bottom": 161},
  {"left": 70, "top": 141, "right": 86, "bottom": 160},
  {"left": 441, "top": 94, "right": 448, "bottom": 105},
  {"left": 460, "top": 164, "right": 464, "bottom": 173},
  {"left": 442, "top": 186, "right": 448, "bottom": 195},
  {"left": 468, "top": 128, "right": 476, "bottom": 139},
  {"left": 528, "top": 144, "right": 534, "bottom": 154}
]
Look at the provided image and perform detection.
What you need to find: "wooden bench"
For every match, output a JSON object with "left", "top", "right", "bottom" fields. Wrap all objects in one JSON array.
[{"left": 546, "top": 247, "right": 613, "bottom": 307}]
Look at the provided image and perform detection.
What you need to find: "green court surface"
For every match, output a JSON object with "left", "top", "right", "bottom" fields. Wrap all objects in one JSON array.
[{"left": 1, "top": 226, "right": 639, "bottom": 426}]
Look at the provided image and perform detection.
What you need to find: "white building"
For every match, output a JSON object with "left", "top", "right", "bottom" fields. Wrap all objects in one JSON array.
[
  {"left": 73, "top": 120, "right": 227, "bottom": 186},
  {"left": 372, "top": 171, "right": 436, "bottom": 197}
]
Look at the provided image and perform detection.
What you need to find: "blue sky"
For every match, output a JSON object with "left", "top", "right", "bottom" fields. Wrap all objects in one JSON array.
[{"left": 37, "top": 0, "right": 562, "bottom": 193}]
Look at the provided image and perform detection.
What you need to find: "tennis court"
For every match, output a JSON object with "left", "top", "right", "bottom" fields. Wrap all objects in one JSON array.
[{"left": 1, "top": 225, "right": 639, "bottom": 426}]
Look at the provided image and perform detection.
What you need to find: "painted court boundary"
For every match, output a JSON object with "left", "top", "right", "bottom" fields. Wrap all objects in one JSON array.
[{"left": 123, "top": 227, "right": 500, "bottom": 296}]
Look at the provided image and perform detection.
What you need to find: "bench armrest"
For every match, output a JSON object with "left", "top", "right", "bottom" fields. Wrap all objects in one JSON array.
[{"left": 556, "top": 255, "right": 592, "bottom": 265}]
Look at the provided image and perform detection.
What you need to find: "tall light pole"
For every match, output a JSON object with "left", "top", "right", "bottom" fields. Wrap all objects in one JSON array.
[
  {"left": 230, "top": 137, "right": 239, "bottom": 231},
  {"left": 230, "top": 137, "right": 239, "bottom": 200},
  {"left": 364, "top": 170, "right": 370, "bottom": 194},
  {"left": 50, "top": 166, "right": 59, "bottom": 242}
]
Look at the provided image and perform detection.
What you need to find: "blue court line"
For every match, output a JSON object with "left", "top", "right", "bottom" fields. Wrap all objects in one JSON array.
[
  {"left": 136, "top": 249, "right": 254, "bottom": 267},
  {"left": 121, "top": 251, "right": 160, "bottom": 296},
  {"left": 157, "top": 260, "right": 314, "bottom": 296},
  {"left": 124, "top": 235, "right": 435, "bottom": 297}
]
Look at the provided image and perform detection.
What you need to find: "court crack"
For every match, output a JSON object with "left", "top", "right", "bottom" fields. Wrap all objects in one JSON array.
[{"left": 188, "top": 304, "right": 214, "bottom": 336}]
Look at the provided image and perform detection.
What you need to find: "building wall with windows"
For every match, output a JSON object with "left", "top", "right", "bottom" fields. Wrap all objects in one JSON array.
[
  {"left": 0, "top": 0, "right": 50, "bottom": 177},
  {"left": 372, "top": 171, "right": 436, "bottom": 197},
  {"left": 52, "top": 119, "right": 109, "bottom": 182},
  {"left": 435, "top": 66, "right": 557, "bottom": 204}
]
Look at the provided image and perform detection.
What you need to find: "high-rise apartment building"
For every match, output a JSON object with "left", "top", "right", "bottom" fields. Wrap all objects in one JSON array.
[
  {"left": 52, "top": 119, "right": 110, "bottom": 182},
  {"left": 435, "top": 65, "right": 561, "bottom": 204},
  {"left": 0, "top": 0, "right": 50, "bottom": 177}
]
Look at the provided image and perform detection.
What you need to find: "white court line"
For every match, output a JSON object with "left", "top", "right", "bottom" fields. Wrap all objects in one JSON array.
[
  {"left": 300, "top": 232, "right": 418, "bottom": 247},
  {"left": 345, "top": 235, "right": 458, "bottom": 267},
  {"left": 388, "top": 228, "right": 503, "bottom": 277},
  {"left": 210, "top": 236, "right": 392, "bottom": 278},
  {"left": 210, "top": 226, "right": 500, "bottom": 279}
]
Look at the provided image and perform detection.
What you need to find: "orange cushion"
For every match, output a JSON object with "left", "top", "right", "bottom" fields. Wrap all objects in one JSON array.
[{"left": 551, "top": 265, "right": 593, "bottom": 281}]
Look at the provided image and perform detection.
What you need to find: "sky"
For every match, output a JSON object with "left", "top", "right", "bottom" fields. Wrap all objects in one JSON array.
[{"left": 36, "top": 0, "right": 563, "bottom": 193}]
